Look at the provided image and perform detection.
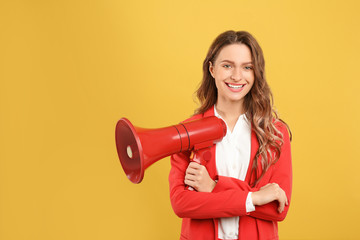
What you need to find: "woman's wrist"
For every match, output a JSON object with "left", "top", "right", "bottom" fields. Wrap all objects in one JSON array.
[
  {"left": 251, "top": 191, "right": 259, "bottom": 205},
  {"left": 209, "top": 179, "right": 217, "bottom": 192}
]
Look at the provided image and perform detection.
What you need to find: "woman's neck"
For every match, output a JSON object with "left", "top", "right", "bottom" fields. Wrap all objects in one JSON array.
[{"left": 215, "top": 100, "right": 245, "bottom": 132}]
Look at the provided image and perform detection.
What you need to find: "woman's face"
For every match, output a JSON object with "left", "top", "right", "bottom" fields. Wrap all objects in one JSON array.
[{"left": 209, "top": 43, "right": 255, "bottom": 105}]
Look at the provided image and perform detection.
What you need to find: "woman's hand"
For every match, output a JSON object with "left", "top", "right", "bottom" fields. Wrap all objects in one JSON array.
[
  {"left": 184, "top": 162, "right": 216, "bottom": 192},
  {"left": 251, "top": 183, "right": 288, "bottom": 213}
]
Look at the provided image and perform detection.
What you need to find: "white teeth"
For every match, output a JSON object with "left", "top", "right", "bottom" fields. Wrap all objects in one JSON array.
[{"left": 227, "top": 83, "right": 244, "bottom": 89}]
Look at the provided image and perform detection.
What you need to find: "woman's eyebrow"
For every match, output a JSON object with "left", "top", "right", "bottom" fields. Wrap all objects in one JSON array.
[{"left": 219, "top": 60, "right": 253, "bottom": 65}]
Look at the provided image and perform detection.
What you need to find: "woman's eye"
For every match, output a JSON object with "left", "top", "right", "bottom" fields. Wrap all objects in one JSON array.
[
  {"left": 223, "top": 64, "right": 231, "bottom": 68},
  {"left": 244, "top": 66, "right": 253, "bottom": 70}
]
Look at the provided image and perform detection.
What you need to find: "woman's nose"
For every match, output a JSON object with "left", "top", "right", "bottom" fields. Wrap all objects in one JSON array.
[{"left": 230, "top": 68, "right": 243, "bottom": 81}]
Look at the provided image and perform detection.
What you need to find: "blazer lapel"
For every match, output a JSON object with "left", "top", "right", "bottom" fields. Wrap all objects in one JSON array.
[
  {"left": 202, "top": 107, "right": 218, "bottom": 178},
  {"left": 245, "top": 130, "right": 259, "bottom": 184}
]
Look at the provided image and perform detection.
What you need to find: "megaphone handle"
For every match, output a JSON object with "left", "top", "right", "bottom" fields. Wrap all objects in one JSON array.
[
  {"left": 187, "top": 150, "right": 209, "bottom": 191},
  {"left": 186, "top": 148, "right": 213, "bottom": 191},
  {"left": 186, "top": 151, "right": 196, "bottom": 191}
]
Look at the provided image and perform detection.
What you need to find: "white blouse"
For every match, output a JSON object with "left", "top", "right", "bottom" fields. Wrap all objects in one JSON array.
[{"left": 214, "top": 106, "right": 255, "bottom": 240}]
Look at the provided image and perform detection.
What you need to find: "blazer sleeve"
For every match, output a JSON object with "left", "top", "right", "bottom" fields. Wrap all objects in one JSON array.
[
  {"left": 169, "top": 122, "right": 292, "bottom": 221},
  {"left": 249, "top": 122, "right": 293, "bottom": 221},
  {"left": 169, "top": 152, "right": 252, "bottom": 219}
]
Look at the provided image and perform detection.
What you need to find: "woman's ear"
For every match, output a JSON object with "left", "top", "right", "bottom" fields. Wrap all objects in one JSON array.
[{"left": 209, "top": 61, "right": 214, "bottom": 78}]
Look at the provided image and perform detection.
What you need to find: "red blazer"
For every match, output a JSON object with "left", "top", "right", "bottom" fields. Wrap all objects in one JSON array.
[{"left": 169, "top": 107, "right": 292, "bottom": 240}]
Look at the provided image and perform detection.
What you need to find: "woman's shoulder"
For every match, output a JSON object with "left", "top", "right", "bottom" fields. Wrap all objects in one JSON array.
[
  {"left": 274, "top": 119, "right": 292, "bottom": 141},
  {"left": 181, "top": 106, "right": 214, "bottom": 123},
  {"left": 181, "top": 113, "right": 204, "bottom": 123},
  {"left": 274, "top": 119, "right": 286, "bottom": 129}
]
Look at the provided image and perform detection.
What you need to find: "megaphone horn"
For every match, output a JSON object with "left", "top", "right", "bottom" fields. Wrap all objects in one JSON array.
[{"left": 115, "top": 116, "right": 227, "bottom": 183}]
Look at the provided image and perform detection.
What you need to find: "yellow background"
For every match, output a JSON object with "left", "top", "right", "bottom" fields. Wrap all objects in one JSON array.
[{"left": 1, "top": 0, "right": 359, "bottom": 239}]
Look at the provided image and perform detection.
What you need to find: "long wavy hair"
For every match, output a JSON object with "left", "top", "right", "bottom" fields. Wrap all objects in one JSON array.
[{"left": 195, "top": 30, "right": 292, "bottom": 187}]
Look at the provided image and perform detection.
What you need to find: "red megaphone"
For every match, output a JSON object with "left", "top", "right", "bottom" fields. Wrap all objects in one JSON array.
[{"left": 115, "top": 116, "right": 226, "bottom": 183}]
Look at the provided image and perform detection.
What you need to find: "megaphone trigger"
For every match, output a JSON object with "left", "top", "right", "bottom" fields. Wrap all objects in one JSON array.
[{"left": 189, "top": 151, "right": 195, "bottom": 162}]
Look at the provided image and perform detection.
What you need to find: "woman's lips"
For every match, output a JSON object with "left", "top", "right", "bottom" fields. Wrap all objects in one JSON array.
[{"left": 226, "top": 82, "right": 245, "bottom": 92}]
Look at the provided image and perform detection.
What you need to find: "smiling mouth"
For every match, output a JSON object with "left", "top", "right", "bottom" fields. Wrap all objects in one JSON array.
[{"left": 226, "top": 83, "right": 245, "bottom": 89}]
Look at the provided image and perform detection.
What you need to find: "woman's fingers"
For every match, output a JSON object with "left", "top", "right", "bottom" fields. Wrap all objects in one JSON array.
[
  {"left": 184, "top": 173, "right": 195, "bottom": 181},
  {"left": 185, "top": 162, "right": 199, "bottom": 175},
  {"left": 253, "top": 182, "right": 289, "bottom": 213},
  {"left": 185, "top": 167, "right": 196, "bottom": 176},
  {"left": 188, "top": 162, "right": 201, "bottom": 169},
  {"left": 276, "top": 187, "right": 288, "bottom": 213},
  {"left": 186, "top": 162, "right": 200, "bottom": 173},
  {"left": 278, "top": 202, "right": 284, "bottom": 213},
  {"left": 184, "top": 162, "right": 216, "bottom": 192},
  {"left": 277, "top": 191, "right": 286, "bottom": 213},
  {"left": 184, "top": 162, "right": 201, "bottom": 187},
  {"left": 184, "top": 178, "right": 195, "bottom": 187}
]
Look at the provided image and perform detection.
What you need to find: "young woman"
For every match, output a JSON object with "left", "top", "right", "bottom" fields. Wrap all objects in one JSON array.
[{"left": 169, "top": 30, "right": 292, "bottom": 240}]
